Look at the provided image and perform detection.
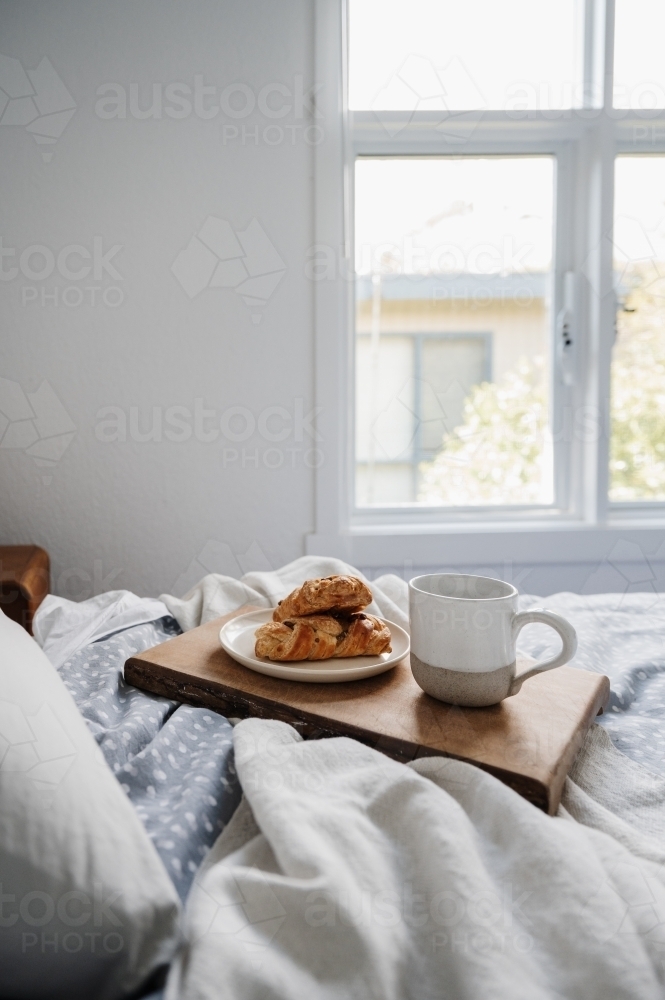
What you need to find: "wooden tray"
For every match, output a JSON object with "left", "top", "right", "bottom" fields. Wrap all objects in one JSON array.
[{"left": 124, "top": 605, "right": 610, "bottom": 814}]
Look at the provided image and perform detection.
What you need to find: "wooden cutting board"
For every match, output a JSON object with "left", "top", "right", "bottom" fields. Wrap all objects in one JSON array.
[{"left": 124, "top": 605, "right": 610, "bottom": 814}]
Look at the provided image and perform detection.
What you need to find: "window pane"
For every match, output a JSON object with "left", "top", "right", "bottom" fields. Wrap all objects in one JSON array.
[
  {"left": 354, "top": 157, "right": 554, "bottom": 507},
  {"left": 610, "top": 157, "right": 665, "bottom": 502},
  {"left": 614, "top": 0, "right": 665, "bottom": 110},
  {"left": 349, "top": 0, "right": 583, "bottom": 112}
]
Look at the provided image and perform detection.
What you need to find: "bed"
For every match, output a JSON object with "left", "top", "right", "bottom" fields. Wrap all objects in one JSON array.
[{"left": 3, "top": 556, "right": 665, "bottom": 999}]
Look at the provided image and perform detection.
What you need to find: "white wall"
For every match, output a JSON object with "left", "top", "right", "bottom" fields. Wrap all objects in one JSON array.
[
  {"left": 1, "top": 0, "right": 662, "bottom": 601},
  {"left": 1, "top": 0, "right": 318, "bottom": 599}
]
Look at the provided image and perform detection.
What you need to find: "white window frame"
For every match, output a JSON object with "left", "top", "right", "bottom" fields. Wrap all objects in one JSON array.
[{"left": 307, "top": 0, "right": 665, "bottom": 570}]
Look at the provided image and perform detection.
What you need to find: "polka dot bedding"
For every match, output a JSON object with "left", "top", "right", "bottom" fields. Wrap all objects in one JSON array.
[
  {"left": 518, "top": 591, "right": 665, "bottom": 774},
  {"left": 59, "top": 591, "right": 665, "bottom": 905},
  {"left": 57, "top": 616, "right": 241, "bottom": 902}
]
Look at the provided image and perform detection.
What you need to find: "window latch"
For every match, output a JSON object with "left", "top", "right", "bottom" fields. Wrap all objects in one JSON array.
[{"left": 556, "top": 271, "right": 577, "bottom": 387}]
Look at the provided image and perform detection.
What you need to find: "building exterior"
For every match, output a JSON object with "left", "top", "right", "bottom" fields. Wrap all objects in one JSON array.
[{"left": 355, "top": 273, "right": 550, "bottom": 503}]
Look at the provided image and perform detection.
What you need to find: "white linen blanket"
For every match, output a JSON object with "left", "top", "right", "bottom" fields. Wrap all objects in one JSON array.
[
  {"left": 159, "top": 556, "right": 409, "bottom": 633},
  {"left": 167, "top": 718, "right": 665, "bottom": 1000}
]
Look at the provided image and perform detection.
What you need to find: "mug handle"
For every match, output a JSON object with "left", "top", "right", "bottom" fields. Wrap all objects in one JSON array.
[{"left": 508, "top": 609, "right": 578, "bottom": 697}]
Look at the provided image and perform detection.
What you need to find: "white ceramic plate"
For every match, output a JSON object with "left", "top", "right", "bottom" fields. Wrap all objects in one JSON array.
[{"left": 219, "top": 609, "right": 410, "bottom": 683}]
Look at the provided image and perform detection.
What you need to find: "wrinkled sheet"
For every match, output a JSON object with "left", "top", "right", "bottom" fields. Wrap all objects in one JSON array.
[
  {"left": 160, "top": 556, "right": 409, "bottom": 634},
  {"left": 166, "top": 718, "right": 665, "bottom": 1000},
  {"left": 34, "top": 589, "right": 169, "bottom": 669},
  {"left": 45, "top": 616, "right": 242, "bottom": 902},
  {"left": 514, "top": 591, "right": 665, "bottom": 777},
  {"left": 32, "top": 556, "right": 665, "bottom": 927}
]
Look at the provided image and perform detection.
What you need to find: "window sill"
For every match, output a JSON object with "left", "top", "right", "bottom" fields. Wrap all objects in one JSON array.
[{"left": 306, "top": 520, "right": 665, "bottom": 568}]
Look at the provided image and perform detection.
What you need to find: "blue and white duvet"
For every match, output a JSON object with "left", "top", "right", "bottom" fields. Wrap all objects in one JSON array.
[
  {"left": 57, "top": 617, "right": 240, "bottom": 902},
  {"left": 50, "top": 579, "right": 665, "bottom": 905}
]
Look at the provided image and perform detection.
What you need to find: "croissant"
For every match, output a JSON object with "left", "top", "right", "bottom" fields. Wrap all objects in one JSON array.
[
  {"left": 255, "top": 612, "right": 391, "bottom": 662},
  {"left": 273, "top": 575, "right": 372, "bottom": 622},
  {"left": 332, "top": 613, "right": 392, "bottom": 658},
  {"left": 255, "top": 615, "right": 342, "bottom": 661}
]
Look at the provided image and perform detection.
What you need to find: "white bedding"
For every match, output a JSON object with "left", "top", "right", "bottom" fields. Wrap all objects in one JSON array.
[
  {"left": 159, "top": 559, "right": 665, "bottom": 998},
  {"left": 167, "top": 718, "right": 665, "bottom": 1000},
  {"left": 0, "top": 610, "right": 180, "bottom": 1000},
  {"left": 32, "top": 557, "right": 665, "bottom": 997}
]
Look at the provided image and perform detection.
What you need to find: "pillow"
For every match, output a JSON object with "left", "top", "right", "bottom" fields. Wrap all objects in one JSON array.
[{"left": 0, "top": 610, "right": 181, "bottom": 999}]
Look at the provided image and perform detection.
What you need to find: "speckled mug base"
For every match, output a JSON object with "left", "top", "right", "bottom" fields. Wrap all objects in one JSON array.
[{"left": 410, "top": 654, "right": 518, "bottom": 707}]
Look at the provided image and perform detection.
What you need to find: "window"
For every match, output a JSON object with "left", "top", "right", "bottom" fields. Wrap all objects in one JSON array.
[
  {"left": 309, "top": 0, "right": 665, "bottom": 563},
  {"left": 354, "top": 155, "right": 554, "bottom": 507},
  {"left": 349, "top": 0, "right": 584, "bottom": 113}
]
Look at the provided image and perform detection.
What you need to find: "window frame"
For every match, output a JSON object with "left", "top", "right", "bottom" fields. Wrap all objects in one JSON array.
[
  {"left": 351, "top": 148, "right": 571, "bottom": 522},
  {"left": 308, "top": 0, "right": 665, "bottom": 569}
]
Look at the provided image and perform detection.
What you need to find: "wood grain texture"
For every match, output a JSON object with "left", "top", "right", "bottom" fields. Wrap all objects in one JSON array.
[
  {"left": 124, "top": 605, "right": 610, "bottom": 814},
  {"left": 0, "top": 545, "right": 50, "bottom": 633}
]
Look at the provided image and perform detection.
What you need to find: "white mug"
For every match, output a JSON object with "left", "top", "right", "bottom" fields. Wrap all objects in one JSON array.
[{"left": 409, "top": 573, "right": 578, "bottom": 707}]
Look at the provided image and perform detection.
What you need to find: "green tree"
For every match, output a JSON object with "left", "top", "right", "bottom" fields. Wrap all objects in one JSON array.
[
  {"left": 609, "top": 272, "right": 665, "bottom": 500},
  {"left": 418, "top": 359, "right": 550, "bottom": 506}
]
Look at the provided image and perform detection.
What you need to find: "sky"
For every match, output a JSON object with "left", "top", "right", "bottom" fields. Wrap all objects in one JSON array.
[
  {"left": 355, "top": 156, "right": 665, "bottom": 275},
  {"left": 355, "top": 157, "right": 554, "bottom": 275}
]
